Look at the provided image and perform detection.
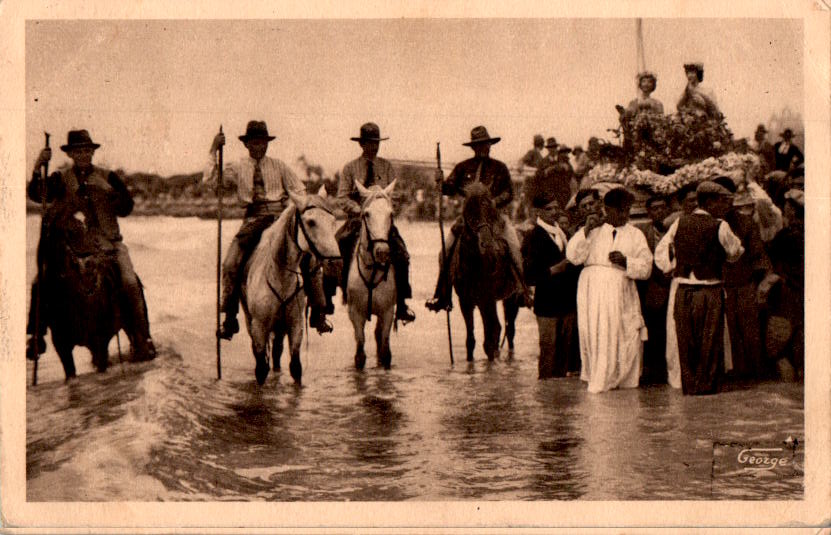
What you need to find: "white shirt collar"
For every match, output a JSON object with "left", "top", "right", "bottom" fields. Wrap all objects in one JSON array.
[{"left": 537, "top": 217, "right": 567, "bottom": 251}]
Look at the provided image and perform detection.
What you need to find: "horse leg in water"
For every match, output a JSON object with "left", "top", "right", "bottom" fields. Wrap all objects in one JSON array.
[
  {"left": 481, "top": 299, "right": 501, "bottom": 361},
  {"left": 53, "top": 337, "right": 77, "bottom": 380},
  {"left": 458, "top": 297, "right": 476, "bottom": 362},
  {"left": 92, "top": 336, "right": 111, "bottom": 373},
  {"left": 349, "top": 305, "right": 367, "bottom": 370},
  {"left": 271, "top": 324, "right": 285, "bottom": 372},
  {"left": 248, "top": 318, "right": 272, "bottom": 385},
  {"left": 375, "top": 306, "right": 394, "bottom": 369},
  {"left": 502, "top": 295, "right": 520, "bottom": 353},
  {"left": 286, "top": 302, "right": 304, "bottom": 385}
]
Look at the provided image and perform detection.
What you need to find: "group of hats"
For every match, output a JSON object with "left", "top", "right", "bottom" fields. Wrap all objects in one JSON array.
[
  {"left": 536, "top": 134, "right": 577, "bottom": 154},
  {"left": 755, "top": 124, "right": 797, "bottom": 140}
]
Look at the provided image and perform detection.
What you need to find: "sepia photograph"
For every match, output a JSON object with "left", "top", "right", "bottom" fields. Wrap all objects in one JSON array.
[{"left": 1, "top": 1, "right": 829, "bottom": 531}]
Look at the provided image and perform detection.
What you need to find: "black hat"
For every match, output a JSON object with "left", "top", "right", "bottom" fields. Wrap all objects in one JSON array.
[
  {"left": 603, "top": 187, "right": 634, "bottom": 209},
  {"left": 463, "top": 125, "right": 501, "bottom": 146},
  {"left": 239, "top": 120, "right": 276, "bottom": 142},
  {"left": 351, "top": 122, "right": 389, "bottom": 142},
  {"left": 544, "top": 137, "right": 558, "bottom": 149},
  {"left": 60, "top": 129, "right": 101, "bottom": 152},
  {"left": 780, "top": 128, "right": 794, "bottom": 140}
]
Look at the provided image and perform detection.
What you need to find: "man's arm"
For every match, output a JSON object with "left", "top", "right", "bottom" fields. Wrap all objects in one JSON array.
[
  {"left": 718, "top": 220, "right": 745, "bottom": 262},
  {"left": 491, "top": 162, "right": 514, "bottom": 209},
  {"left": 335, "top": 163, "right": 361, "bottom": 216},
  {"left": 654, "top": 218, "right": 679, "bottom": 274},
  {"left": 107, "top": 171, "right": 134, "bottom": 217}
]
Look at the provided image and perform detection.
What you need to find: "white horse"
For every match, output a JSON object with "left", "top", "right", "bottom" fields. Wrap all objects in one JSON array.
[
  {"left": 241, "top": 187, "right": 340, "bottom": 385},
  {"left": 347, "top": 180, "right": 398, "bottom": 370}
]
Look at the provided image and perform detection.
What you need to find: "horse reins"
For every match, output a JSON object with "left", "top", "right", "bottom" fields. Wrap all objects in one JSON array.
[{"left": 356, "top": 209, "right": 392, "bottom": 319}]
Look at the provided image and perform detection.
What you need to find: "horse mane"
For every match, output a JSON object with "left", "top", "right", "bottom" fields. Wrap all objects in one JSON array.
[
  {"left": 463, "top": 181, "right": 491, "bottom": 200},
  {"left": 359, "top": 185, "right": 393, "bottom": 213},
  {"left": 247, "top": 203, "right": 297, "bottom": 278}
]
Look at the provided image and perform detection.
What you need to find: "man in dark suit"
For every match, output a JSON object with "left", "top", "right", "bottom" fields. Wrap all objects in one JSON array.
[
  {"left": 773, "top": 128, "right": 804, "bottom": 173},
  {"left": 522, "top": 198, "right": 579, "bottom": 378}
]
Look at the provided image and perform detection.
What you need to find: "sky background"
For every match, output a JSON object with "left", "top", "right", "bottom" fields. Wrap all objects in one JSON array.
[{"left": 26, "top": 18, "right": 803, "bottom": 178}]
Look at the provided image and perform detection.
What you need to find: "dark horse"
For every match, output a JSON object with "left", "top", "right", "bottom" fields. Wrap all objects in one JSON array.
[
  {"left": 452, "top": 183, "right": 521, "bottom": 362},
  {"left": 36, "top": 196, "right": 149, "bottom": 379}
]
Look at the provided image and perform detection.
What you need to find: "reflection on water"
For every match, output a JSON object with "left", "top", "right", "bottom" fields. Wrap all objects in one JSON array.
[{"left": 25, "top": 217, "right": 804, "bottom": 501}]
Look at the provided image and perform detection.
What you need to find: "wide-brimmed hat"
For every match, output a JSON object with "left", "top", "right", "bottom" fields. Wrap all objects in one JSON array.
[
  {"left": 463, "top": 125, "right": 501, "bottom": 146},
  {"left": 573, "top": 145, "right": 584, "bottom": 154},
  {"left": 683, "top": 62, "right": 704, "bottom": 72},
  {"left": 544, "top": 137, "right": 558, "bottom": 149},
  {"left": 351, "top": 122, "right": 389, "bottom": 143},
  {"left": 557, "top": 145, "right": 572, "bottom": 153},
  {"left": 239, "top": 121, "right": 276, "bottom": 142},
  {"left": 60, "top": 129, "right": 101, "bottom": 152},
  {"left": 780, "top": 128, "right": 794, "bottom": 140},
  {"left": 755, "top": 124, "right": 768, "bottom": 135}
]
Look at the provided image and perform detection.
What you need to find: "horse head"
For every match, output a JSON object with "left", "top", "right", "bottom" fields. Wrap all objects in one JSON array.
[
  {"left": 461, "top": 182, "right": 503, "bottom": 264},
  {"left": 355, "top": 179, "right": 396, "bottom": 266},
  {"left": 287, "top": 186, "right": 341, "bottom": 261}
]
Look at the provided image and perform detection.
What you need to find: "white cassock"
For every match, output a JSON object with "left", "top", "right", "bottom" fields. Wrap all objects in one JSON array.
[{"left": 566, "top": 223, "right": 653, "bottom": 393}]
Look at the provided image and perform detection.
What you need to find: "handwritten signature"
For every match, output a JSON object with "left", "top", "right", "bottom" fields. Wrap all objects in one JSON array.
[{"left": 737, "top": 448, "right": 791, "bottom": 471}]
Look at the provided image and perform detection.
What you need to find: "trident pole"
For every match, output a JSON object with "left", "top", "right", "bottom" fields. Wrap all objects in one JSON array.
[
  {"left": 215, "top": 125, "right": 224, "bottom": 380},
  {"left": 436, "top": 143, "right": 454, "bottom": 365},
  {"left": 31, "top": 132, "right": 50, "bottom": 387}
]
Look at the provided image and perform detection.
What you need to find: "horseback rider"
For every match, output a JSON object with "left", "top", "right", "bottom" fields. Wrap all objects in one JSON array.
[
  {"left": 333, "top": 122, "right": 416, "bottom": 324},
  {"left": 208, "top": 120, "right": 334, "bottom": 339},
  {"left": 26, "top": 129, "right": 156, "bottom": 361},
  {"left": 425, "top": 125, "right": 530, "bottom": 312}
]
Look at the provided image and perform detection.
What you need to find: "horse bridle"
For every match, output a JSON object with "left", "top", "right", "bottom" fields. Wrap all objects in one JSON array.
[
  {"left": 355, "top": 203, "right": 393, "bottom": 319},
  {"left": 292, "top": 204, "right": 340, "bottom": 262},
  {"left": 360, "top": 211, "right": 392, "bottom": 268}
]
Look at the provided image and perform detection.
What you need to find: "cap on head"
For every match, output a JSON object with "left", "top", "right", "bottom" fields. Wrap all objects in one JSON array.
[
  {"left": 239, "top": 120, "right": 276, "bottom": 142},
  {"left": 696, "top": 180, "right": 732, "bottom": 196},
  {"left": 572, "top": 145, "right": 584, "bottom": 154},
  {"left": 351, "top": 122, "right": 389, "bottom": 143},
  {"left": 463, "top": 125, "right": 501, "bottom": 146},
  {"left": 575, "top": 188, "right": 600, "bottom": 206},
  {"left": 755, "top": 124, "right": 768, "bottom": 135},
  {"left": 603, "top": 187, "right": 634, "bottom": 209},
  {"left": 60, "top": 129, "right": 101, "bottom": 152},
  {"left": 711, "top": 175, "right": 738, "bottom": 194}
]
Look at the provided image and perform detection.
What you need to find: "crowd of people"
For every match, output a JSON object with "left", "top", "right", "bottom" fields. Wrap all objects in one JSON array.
[
  {"left": 518, "top": 141, "right": 805, "bottom": 394},
  {"left": 26, "top": 115, "right": 805, "bottom": 396}
]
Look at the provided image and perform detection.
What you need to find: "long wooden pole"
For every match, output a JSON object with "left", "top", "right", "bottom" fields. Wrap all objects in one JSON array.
[
  {"left": 215, "top": 125, "right": 223, "bottom": 380},
  {"left": 436, "top": 143, "right": 453, "bottom": 365},
  {"left": 32, "top": 132, "right": 50, "bottom": 387}
]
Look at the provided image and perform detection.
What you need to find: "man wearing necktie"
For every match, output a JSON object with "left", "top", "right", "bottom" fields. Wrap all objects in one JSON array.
[
  {"left": 334, "top": 122, "right": 416, "bottom": 324},
  {"left": 426, "top": 125, "right": 529, "bottom": 312},
  {"left": 206, "top": 120, "right": 333, "bottom": 339}
]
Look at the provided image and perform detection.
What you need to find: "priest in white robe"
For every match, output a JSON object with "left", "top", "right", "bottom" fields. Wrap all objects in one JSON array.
[{"left": 566, "top": 187, "right": 653, "bottom": 393}]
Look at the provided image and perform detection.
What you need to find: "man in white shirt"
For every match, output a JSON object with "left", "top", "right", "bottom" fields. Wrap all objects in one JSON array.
[
  {"left": 654, "top": 180, "right": 745, "bottom": 395},
  {"left": 205, "top": 120, "right": 333, "bottom": 339}
]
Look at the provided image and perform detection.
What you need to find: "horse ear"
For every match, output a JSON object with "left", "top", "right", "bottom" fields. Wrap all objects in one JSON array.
[
  {"left": 288, "top": 189, "right": 308, "bottom": 211},
  {"left": 317, "top": 185, "right": 328, "bottom": 199},
  {"left": 382, "top": 179, "right": 397, "bottom": 197},
  {"left": 355, "top": 180, "right": 371, "bottom": 200}
]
